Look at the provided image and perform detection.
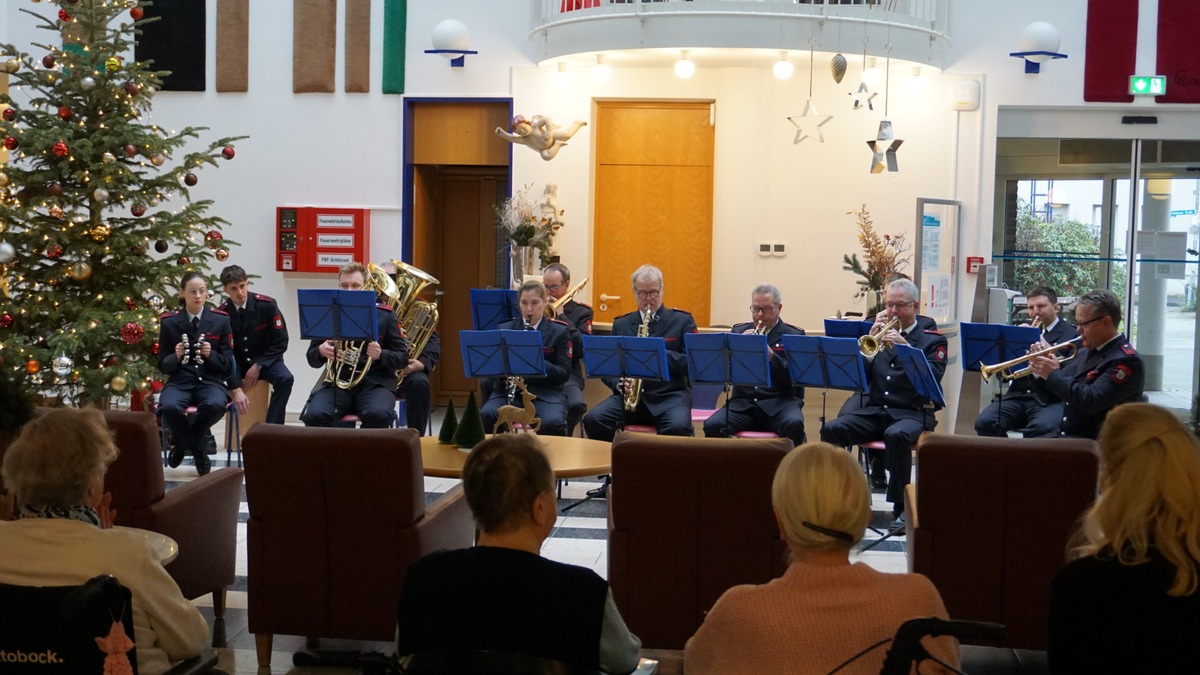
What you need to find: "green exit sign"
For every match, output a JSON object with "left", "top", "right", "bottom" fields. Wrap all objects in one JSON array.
[{"left": 1129, "top": 75, "right": 1167, "bottom": 96}]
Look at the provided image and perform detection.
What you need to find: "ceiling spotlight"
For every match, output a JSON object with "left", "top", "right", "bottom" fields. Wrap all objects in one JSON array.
[
  {"left": 911, "top": 66, "right": 922, "bottom": 77},
  {"left": 554, "top": 61, "right": 571, "bottom": 88},
  {"left": 674, "top": 50, "right": 695, "bottom": 79},
  {"left": 593, "top": 54, "right": 612, "bottom": 82},
  {"left": 773, "top": 51, "right": 794, "bottom": 80},
  {"left": 862, "top": 56, "right": 881, "bottom": 87}
]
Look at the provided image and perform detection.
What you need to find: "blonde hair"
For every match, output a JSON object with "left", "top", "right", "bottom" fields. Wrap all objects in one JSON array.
[
  {"left": 1, "top": 408, "right": 118, "bottom": 509},
  {"left": 518, "top": 279, "right": 548, "bottom": 300},
  {"left": 1072, "top": 403, "right": 1200, "bottom": 596},
  {"left": 772, "top": 442, "right": 871, "bottom": 550}
]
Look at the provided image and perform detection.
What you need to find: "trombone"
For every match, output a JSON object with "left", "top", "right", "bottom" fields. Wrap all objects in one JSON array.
[
  {"left": 979, "top": 336, "right": 1082, "bottom": 382},
  {"left": 858, "top": 317, "right": 900, "bottom": 357}
]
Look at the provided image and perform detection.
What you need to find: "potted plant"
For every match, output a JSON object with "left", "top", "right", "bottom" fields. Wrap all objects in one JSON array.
[
  {"left": 841, "top": 204, "right": 912, "bottom": 316},
  {"left": 495, "top": 183, "right": 565, "bottom": 286}
]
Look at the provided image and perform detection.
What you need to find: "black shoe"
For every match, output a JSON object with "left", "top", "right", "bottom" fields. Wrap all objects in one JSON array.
[
  {"left": 202, "top": 432, "right": 217, "bottom": 455},
  {"left": 167, "top": 437, "right": 187, "bottom": 468},
  {"left": 870, "top": 472, "right": 888, "bottom": 490},
  {"left": 890, "top": 513, "right": 907, "bottom": 531},
  {"left": 194, "top": 451, "right": 211, "bottom": 476},
  {"left": 585, "top": 483, "right": 609, "bottom": 500}
]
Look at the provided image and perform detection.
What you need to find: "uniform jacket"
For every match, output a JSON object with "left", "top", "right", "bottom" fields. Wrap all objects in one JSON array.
[
  {"left": 1041, "top": 332, "right": 1144, "bottom": 439},
  {"left": 305, "top": 304, "right": 409, "bottom": 392},
  {"left": 605, "top": 306, "right": 698, "bottom": 416},
  {"left": 856, "top": 326, "right": 949, "bottom": 421},
  {"left": 1008, "top": 318, "right": 1079, "bottom": 401},
  {"left": 559, "top": 300, "right": 594, "bottom": 386},
  {"left": 157, "top": 308, "right": 239, "bottom": 390},
  {"left": 218, "top": 293, "right": 288, "bottom": 377},
  {"left": 490, "top": 317, "right": 572, "bottom": 405},
  {"left": 416, "top": 329, "right": 441, "bottom": 373},
  {"left": 727, "top": 320, "right": 806, "bottom": 417}
]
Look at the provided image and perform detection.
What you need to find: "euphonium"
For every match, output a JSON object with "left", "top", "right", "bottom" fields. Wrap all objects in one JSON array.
[
  {"left": 980, "top": 336, "right": 1082, "bottom": 382},
  {"left": 545, "top": 277, "right": 590, "bottom": 319},
  {"left": 623, "top": 306, "right": 653, "bottom": 411},
  {"left": 324, "top": 263, "right": 399, "bottom": 390},
  {"left": 858, "top": 317, "right": 900, "bottom": 357},
  {"left": 389, "top": 259, "right": 441, "bottom": 386}
]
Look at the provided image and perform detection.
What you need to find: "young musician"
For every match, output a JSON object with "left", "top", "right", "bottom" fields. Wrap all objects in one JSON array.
[
  {"left": 219, "top": 265, "right": 294, "bottom": 425},
  {"left": 543, "top": 262, "right": 593, "bottom": 435},
  {"left": 479, "top": 280, "right": 572, "bottom": 436}
]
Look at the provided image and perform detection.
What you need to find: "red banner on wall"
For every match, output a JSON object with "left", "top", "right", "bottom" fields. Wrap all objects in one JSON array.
[
  {"left": 1156, "top": 0, "right": 1200, "bottom": 103},
  {"left": 1083, "top": 0, "right": 1139, "bottom": 103}
]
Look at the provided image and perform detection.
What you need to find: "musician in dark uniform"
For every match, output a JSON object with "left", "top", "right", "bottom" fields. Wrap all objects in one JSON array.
[
  {"left": 219, "top": 265, "right": 293, "bottom": 425},
  {"left": 820, "top": 278, "right": 948, "bottom": 527},
  {"left": 158, "top": 271, "right": 247, "bottom": 475},
  {"left": 976, "top": 285, "right": 1078, "bottom": 438},
  {"left": 480, "top": 280, "right": 572, "bottom": 436},
  {"left": 702, "top": 284, "right": 806, "bottom": 446},
  {"left": 543, "top": 262, "right": 593, "bottom": 436},
  {"left": 583, "top": 264, "right": 698, "bottom": 442},
  {"left": 301, "top": 262, "right": 408, "bottom": 429},
  {"left": 399, "top": 329, "right": 440, "bottom": 436},
  {"left": 1029, "top": 289, "right": 1145, "bottom": 439}
]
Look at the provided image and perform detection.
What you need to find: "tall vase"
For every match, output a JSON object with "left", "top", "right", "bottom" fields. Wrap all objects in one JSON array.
[{"left": 510, "top": 244, "right": 539, "bottom": 289}]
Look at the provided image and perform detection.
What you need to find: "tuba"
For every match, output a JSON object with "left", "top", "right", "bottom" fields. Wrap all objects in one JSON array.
[
  {"left": 858, "top": 317, "right": 900, "bottom": 358},
  {"left": 324, "top": 263, "right": 402, "bottom": 390},
  {"left": 623, "top": 305, "right": 653, "bottom": 411},
  {"left": 389, "top": 259, "right": 441, "bottom": 386}
]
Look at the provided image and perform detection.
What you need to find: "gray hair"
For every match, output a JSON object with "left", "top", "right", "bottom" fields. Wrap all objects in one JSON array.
[
  {"left": 887, "top": 278, "right": 920, "bottom": 304},
  {"left": 752, "top": 284, "right": 782, "bottom": 306},
  {"left": 542, "top": 262, "right": 571, "bottom": 283},
  {"left": 1077, "top": 289, "right": 1123, "bottom": 327},
  {"left": 2, "top": 408, "right": 118, "bottom": 510},
  {"left": 630, "top": 264, "right": 663, "bottom": 290}
]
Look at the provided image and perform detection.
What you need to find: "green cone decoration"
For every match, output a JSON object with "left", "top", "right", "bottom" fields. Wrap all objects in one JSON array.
[
  {"left": 437, "top": 399, "right": 458, "bottom": 444},
  {"left": 452, "top": 390, "right": 487, "bottom": 449}
]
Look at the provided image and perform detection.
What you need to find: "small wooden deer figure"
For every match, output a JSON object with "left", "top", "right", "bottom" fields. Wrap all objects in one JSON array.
[{"left": 493, "top": 380, "right": 541, "bottom": 434}]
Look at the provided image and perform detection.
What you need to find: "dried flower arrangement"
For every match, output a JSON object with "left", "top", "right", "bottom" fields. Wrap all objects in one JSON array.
[
  {"left": 841, "top": 204, "right": 912, "bottom": 315},
  {"left": 495, "top": 183, "right": 565, "bottom": 266}
]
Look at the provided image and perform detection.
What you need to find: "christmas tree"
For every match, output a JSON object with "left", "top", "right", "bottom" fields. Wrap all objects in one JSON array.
[{"left": 0, "top": 1, "right": 244, "bottom": 406}]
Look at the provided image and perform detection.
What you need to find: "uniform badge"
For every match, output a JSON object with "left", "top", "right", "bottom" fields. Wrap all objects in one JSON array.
[
  {"left": 567, "top": 342, "right": 574, "bottom": 359},
  {"left": 273, "top": 315, "right": 283, "bottom": 329},
  {"left": 1113, "top": 365, "right": 1132, "bottom": 383},
  {"left": 583, "top": 319, "right": 593, "bottom": 335},
  {"left": 934, "top": 346, "right": 947, "bottom": 362}
]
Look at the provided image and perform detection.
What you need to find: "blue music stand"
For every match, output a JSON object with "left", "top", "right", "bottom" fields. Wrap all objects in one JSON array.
[
  {"left": 959, "top": 322, "right": 1040, "bottom": 374},
  {"left": 683, "top": 332, "right": 771, "bottom": 435},
  {"left": 297, "top": 289, "right": 379, "bottom": 341},
  {"left": 459, "top": 329, "right": 547, "bottom": 381},
  {"left": 781, "top": 335, "right": 868, "bottom": 430},
  {"left": 824, "top": 318, "right": 875, "bottom": 338},
  {"left": 581, "top": 335, "right": 670, "bottom": 384},
  {"left": 892, "top": 344, "right": 946, "bottom": 410},
  {"left": 469, "top": 289, "right": 520, "bottom": 330}
]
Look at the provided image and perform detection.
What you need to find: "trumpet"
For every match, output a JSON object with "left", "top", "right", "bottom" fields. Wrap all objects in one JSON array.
[
  {"left": 980, "top": 336, "right": 1082, "bottom": 382},
  {"left": 1030, "top": 316, "right": 1045, "bottom": 338},
  {"left": 754, "top": 319, "right": 767, "bottom": 335},
  {"left": 858, "top": 317, "right": 900, "bottom": 358}
]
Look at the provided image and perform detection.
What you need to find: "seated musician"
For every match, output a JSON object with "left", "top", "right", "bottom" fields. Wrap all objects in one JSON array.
[
  {"left": 703, "top": 284, "right": 806, "bottom": 446},
  {"left": 400, "top": 328, "right": 440, "bottom": 436},
  {"left": 480, "top": 280, "right": 572, "bottom": 436},
  {"left": 819, "top": 279, "right": 948, "bottom": 529},
  {"left": 157, "top": 271, "right": 248, "bottom": 476},
  {"left": 1028, "top": 288, "right": 1144, "bottom": 439},
  {"left": 975, "top": 285, "right": 1078, "bottom": 438},
  {"left": 543, "top": 262, "right": 593, "bottom": 436},
  {"left": 300, "top": 262, "right": 408, "bottom": 428},
  {"left": 582, "top": 264, "right": 698, "bottom": 441}
]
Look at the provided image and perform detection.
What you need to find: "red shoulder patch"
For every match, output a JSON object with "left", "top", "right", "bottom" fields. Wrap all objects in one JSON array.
[
  {"left": 1113, "top": 364, "right": 1133, "bottom": 384},
  {"left": 550, "top": 318, "right": 570, "bottom": 326},
  {"left": 254, "top": 293, "right": 275, "bottom": 302},
  {"left": 576, "top": 302, "right": 593, "bottom": 310},
  {"left": 377, "top": 303, "right": 393, "bottom": 312},
  {"left": 672, "top": 307, "right": 694, "bottom": 315},
  {"left": 1121, "top": 343, "right": 1136, "bottom": 356},
  {"left": 210, "top": 308, "right": 229, "bottom": 316},
  {"left": 159, "top": 311, "right": 179, "bottom": 320},
  {"left": 924, "top": 329, "right": 943, "bottom": 336}
]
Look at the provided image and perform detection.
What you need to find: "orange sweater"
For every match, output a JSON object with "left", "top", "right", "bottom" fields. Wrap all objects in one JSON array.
[{"left": 684, "top": 561, "right": 959, "bottom": 675}]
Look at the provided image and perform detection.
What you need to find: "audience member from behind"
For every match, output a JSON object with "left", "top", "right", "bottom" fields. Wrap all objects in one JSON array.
[
  {"left": 685, "top": 442, "right": 959, "bottom": 675},
  {"left": 0, "top": 408, "right": 208, "bottom": 675},
  {"left": 396, "top": 434, "right": 641, "bottom": 674},
  {"left": 1048, "top": 403, "right": 1200, "bottom": 673}
]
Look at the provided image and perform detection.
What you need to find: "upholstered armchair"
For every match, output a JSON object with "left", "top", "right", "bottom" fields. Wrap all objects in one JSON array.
[
  {"left": 241, "top": 424, "right": 474, "bottom": 668},
  {"left": 607, "top": 431, "right": 792, "bottom": 649},
  {"left": 908, "top": 434, "right": 1099, "bottom": 650},
  {"left": 102, "top": 410, "right": 245, "bottom": 618}
]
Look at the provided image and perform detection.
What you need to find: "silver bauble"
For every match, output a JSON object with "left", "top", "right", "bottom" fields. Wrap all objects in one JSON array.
[
  {"left": 0, "top": 241, "right": 15, "bottom": 263},
  {"left": 80, "top": 76, "right": 96, "bottom": 91},
  {"left": 93, "top": 187, "right": 109, "bottom": 202},
  {"left": 52, "top": 354, "right": 73, "bottom": 376}
]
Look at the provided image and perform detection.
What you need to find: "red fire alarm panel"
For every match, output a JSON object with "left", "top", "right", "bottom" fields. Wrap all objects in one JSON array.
[{"left": 276, "top": 206, "right": 371, "bottom": 273}]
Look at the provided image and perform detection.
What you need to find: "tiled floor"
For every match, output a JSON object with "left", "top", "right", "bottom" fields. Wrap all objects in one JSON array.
[{"left": 172, "top": 410, "right": 909, "bottom": 674}]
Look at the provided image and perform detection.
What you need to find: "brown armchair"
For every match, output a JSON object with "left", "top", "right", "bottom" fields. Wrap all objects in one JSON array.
[
  {"left": 607, "top": 431, "right": 792, "bottom": 649},
  {"left": 242, "top": 424, "right": 474, "bottom": 668},
  {"left": 101, "top": 410, "right": 245, "bottom": 619},
  {"left": 909, "top": 434, "right": 1099, "bottom": 650}
]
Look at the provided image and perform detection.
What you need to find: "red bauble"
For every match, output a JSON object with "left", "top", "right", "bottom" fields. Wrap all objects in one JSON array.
[
  {"left": 26, "top": 358, "right": 40, "bottom": 374},
  {"left": 57, "top": 106, "right": 71, "bottom": 121},
  {"left": 130, "top": 7, "right": 144, "bottom": 20},
  {"left": 215, "top": 248, "right": 230, "bottom": 262},
  {"left": 205, "top": 230, "right": 223, "bottom": 244},
  {"left": 131, "top": 203, "right": 145, "bottom": 217},
  {"left": 120, "top": 321, "right": 145, "bottom": 345},
  {"left": 124, "top": 143, "right": 137, "bottom": 157},
  {"left": 104, "top": 354, "right": 120, "bottom": 367},
  {"left": 124, "top": 81, "right": 140, "bottom": 96},
  {"left": 1, "top": 108, "right": 14, "bottom": 121},
  {"left": 183, "top": 172, "right": 198, "bottom": 186},
  {"left": 3, "top": 137, "right": 18, "bottom": 151},
  {"left": 150, "top": 379, "right": 164, "bottom": 393},
  {"left": 52, "top": 141, "right": 68, "bottom": 157},
  {"left": 154, "top": 240, "right": 168, "bottom": 253},
  {"left": 221, "top": 146, "right": 236, "bottom": 160},
  {"left": 125, "top": 299, "right": 137, "bottom": 310},
  {"left": 47, "top": 181, "right": 63, "bottom": 196},
  {"left": 41, "top": 54, "right": 56, "bottom": 69},
  {"left": 131, "top": 244, "right": 145, "bottom": 256},
  {"left": 58, "top": 9, "right": 71, "bottom": 22},
  {"left": 151, "top": 341, "right": 160, "bottom": 356},
  {"left": 0, "top": 312, "right": 12, "bottom": 328},
  {"left": 46, "top": 243, "right": 63, "bottom": 259},
  {"left": 177, "top": 256, "right": 191, "bottom": 266}
]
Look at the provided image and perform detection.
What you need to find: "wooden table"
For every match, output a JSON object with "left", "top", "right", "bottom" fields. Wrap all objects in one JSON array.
[{"left": 420, "top": 435, "right": 611, "bottom": 479}]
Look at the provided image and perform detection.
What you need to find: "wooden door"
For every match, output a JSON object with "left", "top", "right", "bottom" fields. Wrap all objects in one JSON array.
[{"left": 593, "top": 101, "right": 714, "bottom": 326}]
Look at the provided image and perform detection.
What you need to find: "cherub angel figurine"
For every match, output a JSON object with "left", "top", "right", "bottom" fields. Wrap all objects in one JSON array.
[{"left": 495, "top": 115, "right": 587, "bottom": 161}]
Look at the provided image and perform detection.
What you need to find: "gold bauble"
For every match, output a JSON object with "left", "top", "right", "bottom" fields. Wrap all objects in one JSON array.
[
  {"left": 4, "top": 59, "right": 19, "bottom": 74},
  {"left": 89, "top": 224, "right": 111, "bottom": 242},
  {"left": 48, "top": 205, "right": 64, "bottom": 219},
  {"left": 110, "top": 375, "right": 127, "bottom": 392},
  {"left": 69, "top": 260, "right": 92, "bottom": 281}
]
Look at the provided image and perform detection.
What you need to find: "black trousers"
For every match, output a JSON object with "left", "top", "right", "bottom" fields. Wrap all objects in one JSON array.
[
  {"left": 565, "top": 380, "right": 586, "bottom": 436},
  {"left": 975, "top": 395, "right": 1064, "bottom": 438},
  {"left": 160, "top": 381, "right": 227, "bottom": 458},
  {"left": 703, "top": 404, "right": 806, "bottom": 446},
  {"left": 400, "top": 370, "right": 432, "bottom": 435},
  {"left": 582, "top": 395, "right": 693, "bottom": 442},
  {"left": 820, "top": 410, "right": 931, "bottom": 513},
  {"left": 302, "top": 383, "right": 396, "bottom": 428},
  {"left": 254, "top": 360, "right": 294, "bottom": 425}
]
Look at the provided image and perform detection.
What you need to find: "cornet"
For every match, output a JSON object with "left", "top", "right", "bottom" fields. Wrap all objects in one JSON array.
[
  {"left": 753, "top": 320, "right": 767, "bottom": 335},
  {"left": 859, "top": 317, "right": 900, "bottom": 358},
  {"left": 980, "top": 336, "right": 1082, "bottom": 382}
]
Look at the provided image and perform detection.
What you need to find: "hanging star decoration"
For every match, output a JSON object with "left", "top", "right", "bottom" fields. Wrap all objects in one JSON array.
[
  {"left": 867, "top": 120, "right": 903, "bottom": 173},
  {"left": 787, "top": 100, "right": 834, "bottom": 144},
  {"left": 850, "top": 82, "right": 877, "bottom": 111}
]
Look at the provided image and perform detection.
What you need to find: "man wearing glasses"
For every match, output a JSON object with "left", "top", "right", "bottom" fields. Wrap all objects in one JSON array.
[
  {"left": 702, "top": 284, "right": 806, "bottom": 445},
  {"left": 820, "top": 278, "right": 948, "bottom": 529},
  {"left": 1029, "top": 288, "right": 1144, "bottom": 439},
  {"left": 544, "top": 263, "right": 593, "bottom": 436},
  {"left": 583, "top": 264, "right": 698, "bottom": 441}
]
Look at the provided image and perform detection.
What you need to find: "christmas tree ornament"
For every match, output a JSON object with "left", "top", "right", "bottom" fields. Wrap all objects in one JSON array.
[
  {"left": 205, "top": 230, "right": 223, "bottom": 245},
  {"left": 1, "top": 108, "right": 14, "bottom": 121},
  {"left": 46, "top": 243, "right": 63, "bottom": 259},
  {"left": 831, "top": 53, "right": 848, "bottom": 84},
  {"left": 4, "top": 60, "right": 19, "bottom": 74},
  {"left": 221, "top": 146, "right": 236, "bottom": 160},
  {"left": 93, "top": 187, "right": 109, "bottom": 202},
  {"left": 151, "top": 340, "right": 159, "bottom": 356},
  {"left": 0, "top": 242, "right": 14, "bottom": 263},
  {"left": 3, "top": 137, "right": 18, "bottom": 151},
  {"left": 144, "top": 85, "right": 156, "bottom": 97},
  {"left": 80, "top": 76, "right": 96, "bottom": 91},
  {"left": 177, "top": 255, "right": 191, "bottom": 266},
  {"left": 110, "top": 375, "right": 127, "bottom": 392},
  {"left": 102, "top": 152, "right": 116, "bottom": 164},
  {"left": 124, "top": 81, "right": 140, "bottom": 96},
  {"left": 150, "top": 380, "right": 164, "bottom": 393},
  {"left": 148, "top": 294, "right": 164, "bottom": 310},
  {"left": 58, "top": 9, "right": 71, "bottom": 22},
  {"left": 153, "top": 240, "right": 168, "bottom": 253},
  {"left": 52, "top": 354, "right": 73, "bottom": 376},
  {"left": 70, "top": 213, "right": 86, "bottom": 223},
  {"left": 41, "top": 54, "right": 56, "bottom": 69},
  {"left": 0, "top": 312, "right": 12, "bottom": 328},
  {"left": 123, "top": 143, "right": 138, "bottom": 157},
  {"left": 47, "top": 181, "right": 62, "bottom": 196},
  {"left": 130, "top": 203, "right": 145, "bottom": 217},
  {"left": 148, "top": 198, "right": 159, "bottom": 207},
  {"left": 131, "top": 244, "right": 145, "bottom": 256},
  {"left": 131, "top": 7, "right": 144, "bottom": 20},
  {"left": 183, "top": 172, "right": 198, "bottom": 187},
  {"left": 150, "top": 154, "right": 165, "bottom": 166},
  {"left": 215, "top": 248, "right": 229, "bottom": 262},
  {"left": 26, "top": 358, "right": 40, "bottom": 375},
  {"left": 52, "top": 141, "right": 68, "bottom": 157},
  {"left": 103, "top": 354, "right": 120, "bottom": 367},
  {"left": 56, "top": 105, "right": 71, "bottom": 120},
  {"left": 125, "top": 298, "right": 137, "bottom": 310},
  {"left": 120, "top": 321, "right": 144, "bottom": 344},
  {"left": 105, "top": 56, "right": 121, "bottom": 72},
  {"left": 69, "top": 260, "right": 92, "bottom": 281},
  {"left": 48, "top": 206, "right": 64, "bottom": 219},
  {"left": 89, "top": 224, "right": 111, "bottom": 242},
  {"left": 0, "top": 172, "right": 7, "bottom": 187},
  {"left": 206, "top": 289, "right": 215, "bottom": 301}
]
